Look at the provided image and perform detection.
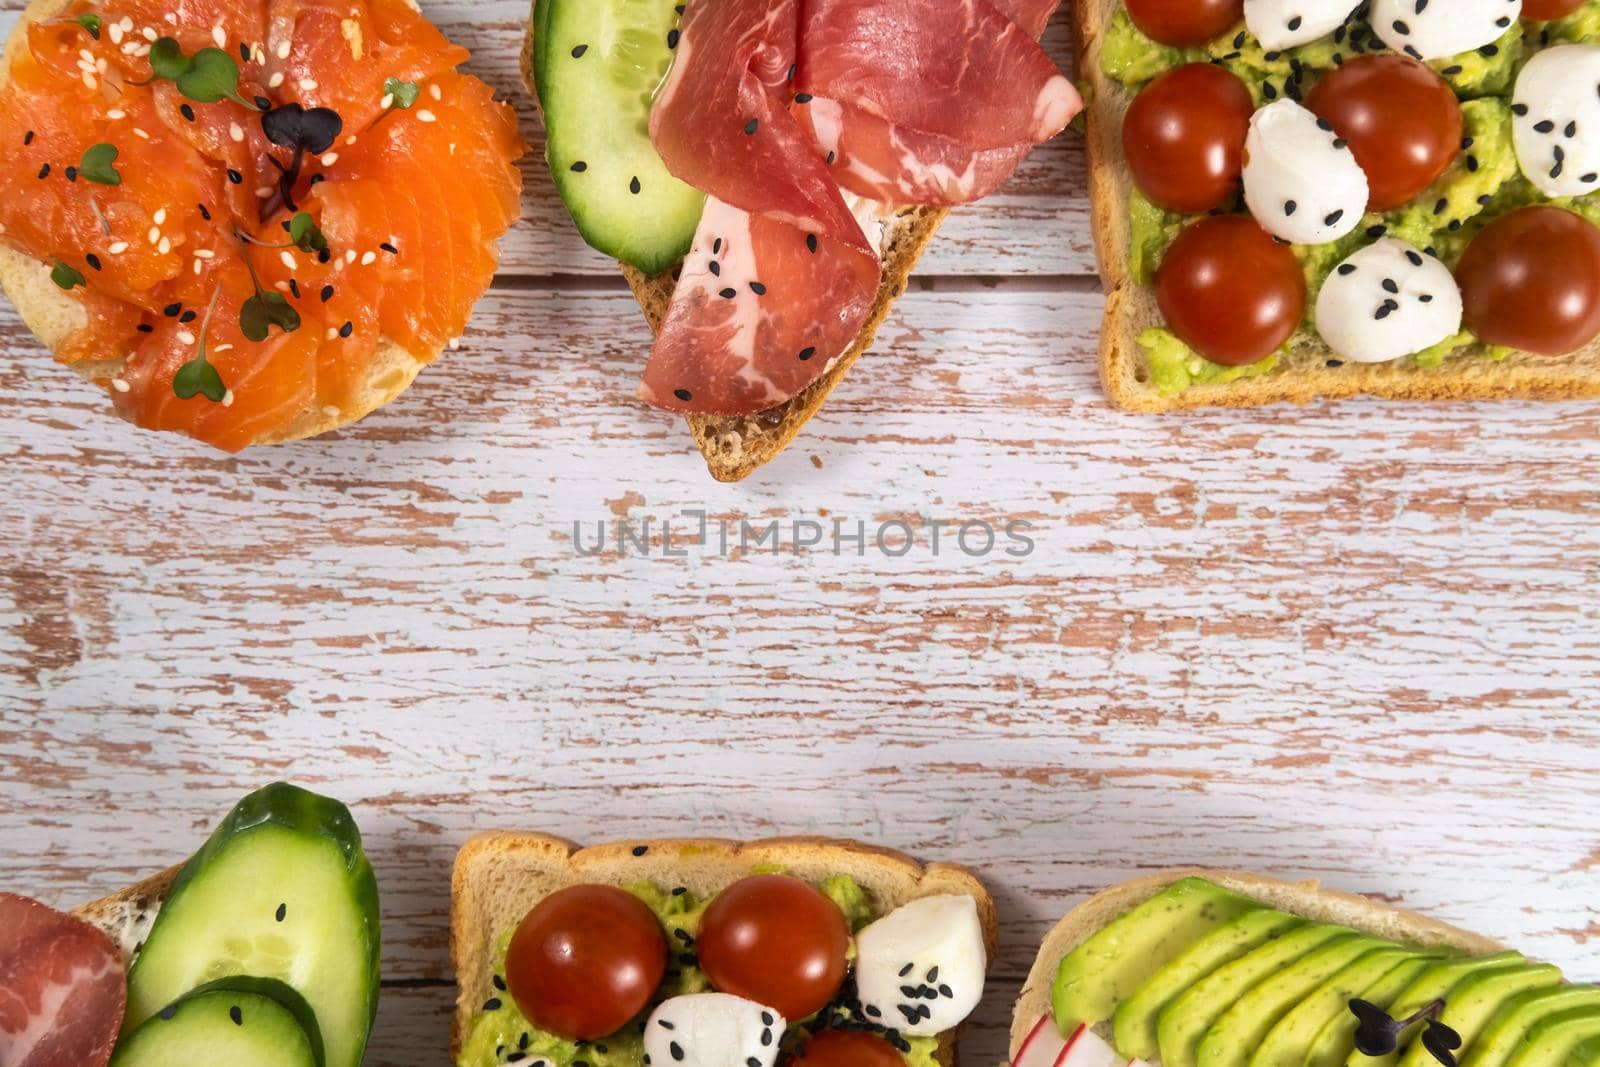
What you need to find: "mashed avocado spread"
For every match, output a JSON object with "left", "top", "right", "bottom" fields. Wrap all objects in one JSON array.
[
  {"left": 1105, "top": 2, "right": 1600, "bottom": 394},
  {"left": 456, "top": 875, "right": 940, "bottom": 1067}
]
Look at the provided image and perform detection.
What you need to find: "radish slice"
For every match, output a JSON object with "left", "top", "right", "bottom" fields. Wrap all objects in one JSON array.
[
  {"left": 1014, "top": 1016, "right": 1071, "bottom": 1067},
  {"left": 1054, "top": 1025, "right": 1126, "bottom": 1067}
]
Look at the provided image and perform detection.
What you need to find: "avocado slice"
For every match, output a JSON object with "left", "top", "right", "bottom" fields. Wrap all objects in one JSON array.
[
  {"left": 1158, "top": 924, "right": 1358, "bottom": 1067},
  {"left": 1200, "top": 936, "right": 1401, "bottom": 1067},
  {"left": 1254, "top": 947, "right": 1448, "bottom": 1067},
  {"left": 1397, "top": 965, "right": 1565, "bottom": 1067},
  {"left": 1115, "top": 910, "right": 1306, "bottom": 1060},
  {"left": 1053, "top": 878, "right": 1263, "bottom": 1030},
  {"left": 1566, "top": 1036, "right": 1600, "bottom": 1067},
  {"left": 1308, "top": 956, "right": 1441, "bottom": 1067},
  {"left": 1349, "top": 953, "right": 1529, "bottom": 1067},
  {"left": 1504, "top": 1008, "right": 1600, "bottom": 1067},
  {"left": 1466, "top": 989, "right": 1600, "bottom": 1067}
]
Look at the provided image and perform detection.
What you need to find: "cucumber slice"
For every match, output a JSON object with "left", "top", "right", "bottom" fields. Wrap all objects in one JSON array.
[
  {"left": 535, "top": 0, "right": 705, "bottom": 273},
  {"left": 111, "top": 979, "right": 321, "bottom": 1067},
  {"left": 124, "top": 784, "right": 380, "bottom": 1067}
]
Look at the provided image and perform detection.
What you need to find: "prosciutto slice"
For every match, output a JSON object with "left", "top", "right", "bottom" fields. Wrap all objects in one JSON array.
[
  {"left": 642, "top": 0, "right": 1080, "bottom": 416},
  {"left": 0, "top": 894, "right": 126, "bottom": 1067}
]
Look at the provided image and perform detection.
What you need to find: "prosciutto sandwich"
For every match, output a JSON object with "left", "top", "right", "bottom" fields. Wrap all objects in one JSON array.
[{"left": 526, "top": 0, "right": 1082, "bottom": 481}]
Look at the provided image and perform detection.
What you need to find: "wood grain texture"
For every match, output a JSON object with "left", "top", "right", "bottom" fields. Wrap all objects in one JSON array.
[{"left": 0, "top": 3, "right": 1598, "bottom": 1067}]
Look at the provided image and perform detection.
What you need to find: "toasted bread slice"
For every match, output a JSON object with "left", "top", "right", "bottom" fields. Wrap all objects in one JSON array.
[
  {"left": 520, "top": 5, "right": 955, "bottom": 483},
  {"left": 1009, "top": 868, "right": 1508, "bottom": 1060},
  {"left": 1077, "top": 0, "right": 1600, "bottom": 412},
  {"left": 70, "top": 865, "right": 180, "bottom": 964},
  {"left": 451, "top": 831, "right": 998, "bottom": 1065}
]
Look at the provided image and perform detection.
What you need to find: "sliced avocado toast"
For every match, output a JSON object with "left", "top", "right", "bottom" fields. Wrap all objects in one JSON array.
[
  {"left": 1034, "top": 874, "right": 1591, "bottom": 1067},
  {"left": 116, "top": 783, "right": 380, "bottom": 1067}
]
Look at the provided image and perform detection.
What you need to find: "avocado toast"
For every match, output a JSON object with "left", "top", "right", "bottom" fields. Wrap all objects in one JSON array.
[
  {"left": 1011, "top": 870, "right": 1594, "bottom": 1067},
  {"left": 1079, "top": 0, "right": 1600, "bottom": 410}
]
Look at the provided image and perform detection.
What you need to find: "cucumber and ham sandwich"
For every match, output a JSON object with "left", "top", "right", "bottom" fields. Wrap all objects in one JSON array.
[
  {"left": 1081, "top": 0, "right": 1600, "bottom": 410},
  {"left": 527, "top": 0, "right": 1082, "bottom": 481},
  {"left": 1009, "top": 870, "right": 1598, "bottom": 1067},
  {"left": 0, "top": 0, "right": 525, "bottom": 451},
  {"left": 450, "top": 831, "right": 997, "bottom": 1067},
  {"left": 0, "top": 783, "right": 380, "bottom": 1067}
]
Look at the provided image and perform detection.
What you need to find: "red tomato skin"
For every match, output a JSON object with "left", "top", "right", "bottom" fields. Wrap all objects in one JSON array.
[
  {"left": 1305, "top": 55, "right": 1463, "bottom": 213},
  {"left": 788, "top": 1030, "right": 907, "bottom": 1067},
  {"left": 1123, "top": 64, "right": 1254, "bottom": 214},
  {"left": 1522, "top": 0, "right": 1585, "bottom": 18},
  {"left": 695, "top": 875, "right": 849, "bottom": 1022},
  {"left": 1155, "top": 215, "right": 1306, "bottom": 367},
  {"left": 504, "top": 885, "right": 669, "bottom": 1041},
  {"left": 1125, "top": 0, "right": 1243, "bottom": 47},
  {"left": 1457, "top": 206, "right": 1600, "bottom": 355}
]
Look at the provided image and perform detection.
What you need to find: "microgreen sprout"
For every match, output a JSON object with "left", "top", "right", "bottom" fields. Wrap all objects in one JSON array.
[
  {"left": 288, "top": 212, "right": 328, "bottom": 254},
  {"left": 74, "top": 14, "right": 102, "bottom": 39},
  {"left": 145, "top": 37, "right": 260, "bottom": 110},
  {"left": 50, "top": 261, "right": 85, "bottom": 291},
  {"left": 172, "top": 288, "right": 227, "bottom": 403},
  {"left": 261, "top": 103, "right": 343, "bottom": 212},
  {"left": 1349, "top": 999, "right": 1463, "bottom": 1067},
  {"left": 365, "top": 78, "right": 420, "bottom": 134},
  {"left": 79, "top": 143, "right": 121, "bottom": 186}
]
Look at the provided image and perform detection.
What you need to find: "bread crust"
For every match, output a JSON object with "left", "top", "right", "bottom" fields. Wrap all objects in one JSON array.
[
  {"left": 0, "top": 0, "right": 487, "bottom": 447},
  {"left": 70, "top": 864, "right": 181, "bottom": 964},
  {"left": 1008, "top": 868, "right": 1509, "bottom": 1060},
  {"left": 1077, "top": 0, "right": 1600, "bottom": 411},
  {"left": 450, "top": 831, "right": 999, "bottom": 1066},
  {"left": 522, "top": 4, "right": 957, "bottom": 483}
]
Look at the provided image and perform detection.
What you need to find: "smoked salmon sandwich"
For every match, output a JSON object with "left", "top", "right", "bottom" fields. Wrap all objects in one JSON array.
[
  {"left": 525, "top": 0, "right": 1083, "bottom": 481},
  {"left": 0, "top": 0, "right": 525, "bottom": 451}
]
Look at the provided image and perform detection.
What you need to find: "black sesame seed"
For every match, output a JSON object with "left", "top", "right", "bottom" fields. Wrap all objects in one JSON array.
[
  {"left": 380, "top": 242, "right": 398, "bottom": 254},
  {"left": 86, "top": 254, "right": 101, "bottom": 271},
  {"left": 749, "top": 281, "right": 766, "bottom": 295},
  {"left": 743, "top": 118, "right": 759, "bottom": 135},
  {"left": 23, "top": 130, "right": 34, "bottom": 145},
  {"left": 483, "top": 998, "right": 502, "bottom": 1012},
  {"left": 795, "top": 92, "right": 813, "bottom": 103},
  {"left": 570, "top": 161, "right": 588, "bottom": 172},
  {"left": 321, "top": 285, "right": 335, "bottom": 302},
  {"left": 630, "top": 176, "right": 641, "bottom": 194},
  {"left": 719, "top": 287, "right": 737, "bottom": 299},
  {"left": 164, "top": 303, "right": 182, "bottom": 317},
  {"left": 275, "top": 902, "right": 287, "bottom": 921},
  {"left": 180, "top": 103, "right": 196, "bottom": 122},
  {"left": 65, "top": 166, "right": 78, "bottom": 182},
  {"left": 798, "top": 346, "right": 816, "bottom": 361},
  {"left": 229, "top": 1006, "right": 243, "bottom": 1026},
  {"left": 227, "top": 168, "right": 243, "bottom": 184},
  {"left": 709, "top": 261, "right": 720, "bottom": 276},
  {"left": 806, "top": 233, "right": 818, "bottom": 253},
  {"left": 137, "top": 323, "right": 154, "bottom": 333},
  {"left": 37, "top": 163, "right": 49, "bottom": 179},
  {"left": 198, "top": 203, "right": 212, "bottom": 221},
  {"left": 667, "top": 28, "right": 680, "bottom": 49},
  {"left": 571, "top": 44, "right": 588, "bottom": 58},
  {"left": 339, "top": 321, "right": 354, "bottom": 338},
  {"left": 673, "top": 388, "right": 691, "bottom": 401},
  {"left": 254, "top": 95, "right": 271, "bottom": 110}
]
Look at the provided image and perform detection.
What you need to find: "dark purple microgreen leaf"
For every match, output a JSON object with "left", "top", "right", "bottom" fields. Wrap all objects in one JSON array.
[
  {"left": 1350, "top": 999, "right": 1402, "bottom": 1057},
  {"left": 50, "top": 261, "right": 85, "bottom": 291},
  {"left": 74, "top": 14, "right": 102, "bottom": 39},
  {"left": 261, "top": 104, "right": 343, "bottom": 154},
  {"left": 1422, "top": 1019, "right": 1463, "bottom": 1067},
  {"left": 79, "top": 143, "right": 121, "bottom": 186},
  {"left": 172, "top": 353, "right": 226, "bottom": 402}
]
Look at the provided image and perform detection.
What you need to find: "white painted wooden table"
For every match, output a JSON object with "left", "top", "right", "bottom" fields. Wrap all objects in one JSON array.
[{"left": 0, "top": 4, "right": 1597, "bottom": 1067}]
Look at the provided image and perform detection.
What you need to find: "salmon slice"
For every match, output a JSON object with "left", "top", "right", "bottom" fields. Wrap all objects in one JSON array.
[{"left": 0, "top": 0, "right": 524, "bottom": 449}]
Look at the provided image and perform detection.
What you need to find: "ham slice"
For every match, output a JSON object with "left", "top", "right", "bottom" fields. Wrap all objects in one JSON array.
[
  {"left": 0, "top": 894, "right": 126, "bottom": 1067},
  {"left": 642, "top": 0, "right": 1080, "bottom": 416}
]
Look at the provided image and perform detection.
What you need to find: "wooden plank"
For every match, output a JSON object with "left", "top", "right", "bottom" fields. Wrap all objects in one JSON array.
[{"left": 0, "top": 1, "right": 1093, "bottom": 278}]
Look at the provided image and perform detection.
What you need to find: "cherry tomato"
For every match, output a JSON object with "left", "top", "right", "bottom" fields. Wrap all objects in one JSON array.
[
  {"left": 1305, "top": 55, "right": 1463, "bottom": 213},
  {"left": 1522, "top": 0, "right": 1585, "bottom": 18},
  {"left": 1125, "top": 0, "right": 1243, "bottom": 46},
  {"left": 695, "top": 875, "right": 849, "bottom": 1021},
  {"left": 1457, "top": 206, "right": 1600, "bottom": 355},
  {"left": 1123, "top": 64, "right": 1253, "bottom": 214},
  {"left": 1156, "top": 215, "right": 1306, "bottom": 366},
  {"left": 504, "top": 885, "right": 668, "bottom": 1040},
  {"left": 788, "top": 1030, "right": 906, "bottom": 1067}
]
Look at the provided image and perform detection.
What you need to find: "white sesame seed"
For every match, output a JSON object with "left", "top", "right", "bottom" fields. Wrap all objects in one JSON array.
[
  {"left": 153, "top": 208, "right": 167, "bottom": 225},
  {"left": 229, "top": 123, "right": 244, "bottom": 143},
  {"left": 213, "top": 344, "right": 233, "bottom": 353},
  {"left": 109, "top": 24, "right": 124, "bottom": 44},
  {"left": 448, "top": 338, "right": 461, "bottom": 350},
  {"left": 322, "top": 405, "right": 340, "bottom": 417},
  {"left": 177, "top": 330, "right": 196, "bottom": 345},
  {"left": 157, "top": 236, "right": 171, "bottom": 254},
  {"left": 211, "top": 25, "right": 227, "bottom": 48},
  {"left": 325, "top": 328, "right": 338, "bottom": 340},
  {"left": 299, "top": 78, "right": 318, "bottom": 92},
  {"left": 379, "top": 93, "right": 394, "bottom": 109},
  {"left": 222, "top": 390, "right": 235, "bottom": 407},
  {"left": 195, "top": 248, "right": 215, "bottom": 259},
  {"left": 147, "top": 226, "right": 161, "bottom": 244},
  {"left": 276, "top": 40, "right": 291, "bottom": 59},
  {"left": 255, "top": 186, "right": 274, "bottom": 198},
  {"left": 79, "top": 48, "right": 96, "bottom": 62},
  {"left": 268, "top": 71, "right": 285, "bottom": 88},
  {"left": 416, "top": 109, "right": 437, "bottom": 123},
  {"left": 107, "top": 109, "right": 126, "bottom": 120},
  {"left": 321, "top": 152, "right": 339, "bottom": 166},
  {"left": 360, "top": 251, "right": 376, "bottom": 266},
  {"left": 345, "top": 135, "right": 356, "bottom": 146},
  {"left": 430, "top": 84, "right": 442, "bottom": 101},
  {"left": 142, "top": 26, "right": 158, "bottom": 41},
  {"left": 193, "top": 259, "right": 202, "bottom": 275},
  {"left": 112, "top": 378, "right": 130, "bottom": 393},
  {"left": 81, "top": 72, "right": 98, "bottom": 90},
  {"left": 280, "top": 251, "right": 297, "bottom": 270},
  {"left": 132, "top": 127, "right": 150, "bottom": 140},
  {"left": 108, "top": 241, "right": 129, "bottom": 254}
]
